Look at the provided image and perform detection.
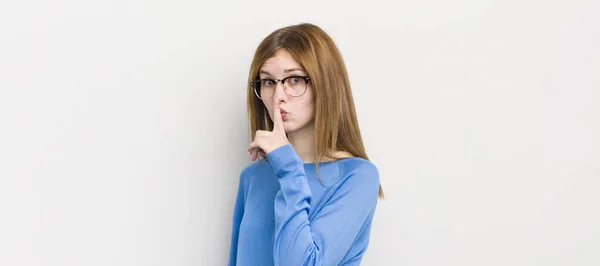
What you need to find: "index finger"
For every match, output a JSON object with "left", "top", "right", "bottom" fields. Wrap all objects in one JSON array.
[{"left": 272, "top": 101, "right": 285, "bottom": 133}]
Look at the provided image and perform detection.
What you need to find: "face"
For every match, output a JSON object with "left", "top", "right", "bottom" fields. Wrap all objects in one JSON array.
[{"left": 259, "top": 49, "right": 314, "bottom": 134}]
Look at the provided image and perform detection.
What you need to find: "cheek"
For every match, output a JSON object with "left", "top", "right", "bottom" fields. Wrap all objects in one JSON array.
[
  {"left": 306, "top": 90, "right": 315, "bottom": 115},
  {"left": 262, "top": 100, "right": 272, "bottom": 114},
  {"left": 299, "top": 98, "right": 315, "bottom": 120}
]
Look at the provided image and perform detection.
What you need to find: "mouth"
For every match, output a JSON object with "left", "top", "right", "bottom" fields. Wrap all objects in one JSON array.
[{"left": 280, "top": 108, "right": 287, "bottom": 120}]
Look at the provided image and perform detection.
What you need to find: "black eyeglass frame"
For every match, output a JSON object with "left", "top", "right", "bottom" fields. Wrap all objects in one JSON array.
[{"left": 249, "top": 76, "right": 311, "bottom": 99}]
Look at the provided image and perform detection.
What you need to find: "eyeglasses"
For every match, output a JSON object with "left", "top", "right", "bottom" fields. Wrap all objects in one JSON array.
[{"left": 250, "top": 76, "right": 310, "bottom": 99}]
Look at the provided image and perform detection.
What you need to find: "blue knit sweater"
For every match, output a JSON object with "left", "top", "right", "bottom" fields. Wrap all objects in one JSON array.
[{"left": 228, "top": 144, "right": 380, "bottom": 266}]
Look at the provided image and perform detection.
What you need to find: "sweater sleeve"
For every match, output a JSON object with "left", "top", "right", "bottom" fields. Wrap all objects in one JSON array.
[
  {"left": 266, "top": 144, "right": 380, "bottom": 266},
  {"left": 227, "top": 171, "right": 246, "bottom": 266}
]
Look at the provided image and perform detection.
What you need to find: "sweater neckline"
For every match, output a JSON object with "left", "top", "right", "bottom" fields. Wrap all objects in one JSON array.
[{"left": 302, "top": 157, "right": 363, "bottom": 166}]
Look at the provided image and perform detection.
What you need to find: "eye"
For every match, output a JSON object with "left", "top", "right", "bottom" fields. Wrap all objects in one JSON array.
[
  {"left": 263, "top": 80, "right": 275, "bottom": 87},
  {"left": 288, "top": 77, "right": 301, "bottom": 85}
]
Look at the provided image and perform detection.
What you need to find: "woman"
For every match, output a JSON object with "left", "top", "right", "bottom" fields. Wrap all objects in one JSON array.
[{"left": 228, "top": 23, "right": 384, "bottom": 266}]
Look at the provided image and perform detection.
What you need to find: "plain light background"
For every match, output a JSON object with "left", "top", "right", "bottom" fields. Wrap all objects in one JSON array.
[{"left": 1, "top": 0, "right": 599, "bottom": 265}]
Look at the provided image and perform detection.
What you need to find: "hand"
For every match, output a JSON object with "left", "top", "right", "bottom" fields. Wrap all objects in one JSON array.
[{"left": 248, "top": 101, "right": 290, "bottom": 161}]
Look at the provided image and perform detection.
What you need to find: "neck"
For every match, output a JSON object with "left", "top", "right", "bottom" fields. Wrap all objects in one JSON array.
[{"left": 287, "top": 123, "right": 316, "bottom": 163}]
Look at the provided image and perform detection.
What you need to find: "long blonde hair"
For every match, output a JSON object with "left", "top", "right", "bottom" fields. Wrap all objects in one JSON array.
[{"left": 246, "top": 23, "right": 384, "bottom": 199}]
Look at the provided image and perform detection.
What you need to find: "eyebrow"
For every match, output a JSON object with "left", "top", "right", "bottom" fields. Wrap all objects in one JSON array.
[{"left": 259, "top": 68, "right": 306, "bottom": 76}]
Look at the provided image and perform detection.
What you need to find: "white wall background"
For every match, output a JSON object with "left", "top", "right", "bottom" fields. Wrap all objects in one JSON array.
[{"left": 1, "top": 0, "right": 598, "bottom": 265}]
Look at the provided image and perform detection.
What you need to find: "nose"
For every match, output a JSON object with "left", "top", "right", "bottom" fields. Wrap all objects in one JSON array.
[{"left": 272, "top": 80, "right": 288, "bottom": 104}]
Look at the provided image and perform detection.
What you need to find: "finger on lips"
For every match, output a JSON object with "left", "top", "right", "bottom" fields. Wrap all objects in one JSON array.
[
  {"left": 272, "top": 102, "right": 285, "bottom": 133},
  {"left": 248, "top": 102, "right": 286, "bottom": 161}
]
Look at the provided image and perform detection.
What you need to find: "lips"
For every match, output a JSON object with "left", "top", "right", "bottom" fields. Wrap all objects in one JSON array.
[{"left": 280, "top": 108, "right": 287, "bottom": 119}]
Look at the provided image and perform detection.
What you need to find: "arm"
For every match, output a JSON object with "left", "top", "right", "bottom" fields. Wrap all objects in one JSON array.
[
  {"left": 227, "top": 173, "right": 246, "bottom": 266},
  {"left": 267, "top": 144, "right": 380, "bottom": 266}
]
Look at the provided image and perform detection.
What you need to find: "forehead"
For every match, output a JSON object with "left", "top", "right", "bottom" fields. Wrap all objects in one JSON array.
[{"left": 260, "top": 49, "right": 304, "bottom": 74}]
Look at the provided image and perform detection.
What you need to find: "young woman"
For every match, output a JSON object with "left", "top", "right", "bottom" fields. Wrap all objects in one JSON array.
[{"left": 228, "top": 23, "right": 384, "bottom": 266}]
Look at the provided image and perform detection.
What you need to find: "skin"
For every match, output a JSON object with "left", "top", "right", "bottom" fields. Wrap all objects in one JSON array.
[{"left": 248, "top": 49, "right": 353, "bottom": 163}]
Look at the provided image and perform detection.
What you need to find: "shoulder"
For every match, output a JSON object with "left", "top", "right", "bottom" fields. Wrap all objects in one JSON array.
[
  {"left": 238, "top": 159, "right": 271, "bottom": 184},
  {"left": 240, "top": 160, "right": 261, "bottom": 176},
  {"left": 338, "top": 158, "right": 380, "bottom": 191},
  {"left": 340, "top": 157, "right": 379, "bottom": 177},
  {"left": 320, "top": 158, "right": 380, "bottom": 206}
]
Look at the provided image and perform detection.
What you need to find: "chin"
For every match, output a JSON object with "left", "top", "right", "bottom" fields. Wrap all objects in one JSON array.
[
  {"left": 282, "top": 125, "right": 294, "bottom": 133},
  {"left": 283, "top": 121, "right": 311, "bottom": 135},
  {"left": 282, "top": 122, "right": 297, "bottom": 133}
]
